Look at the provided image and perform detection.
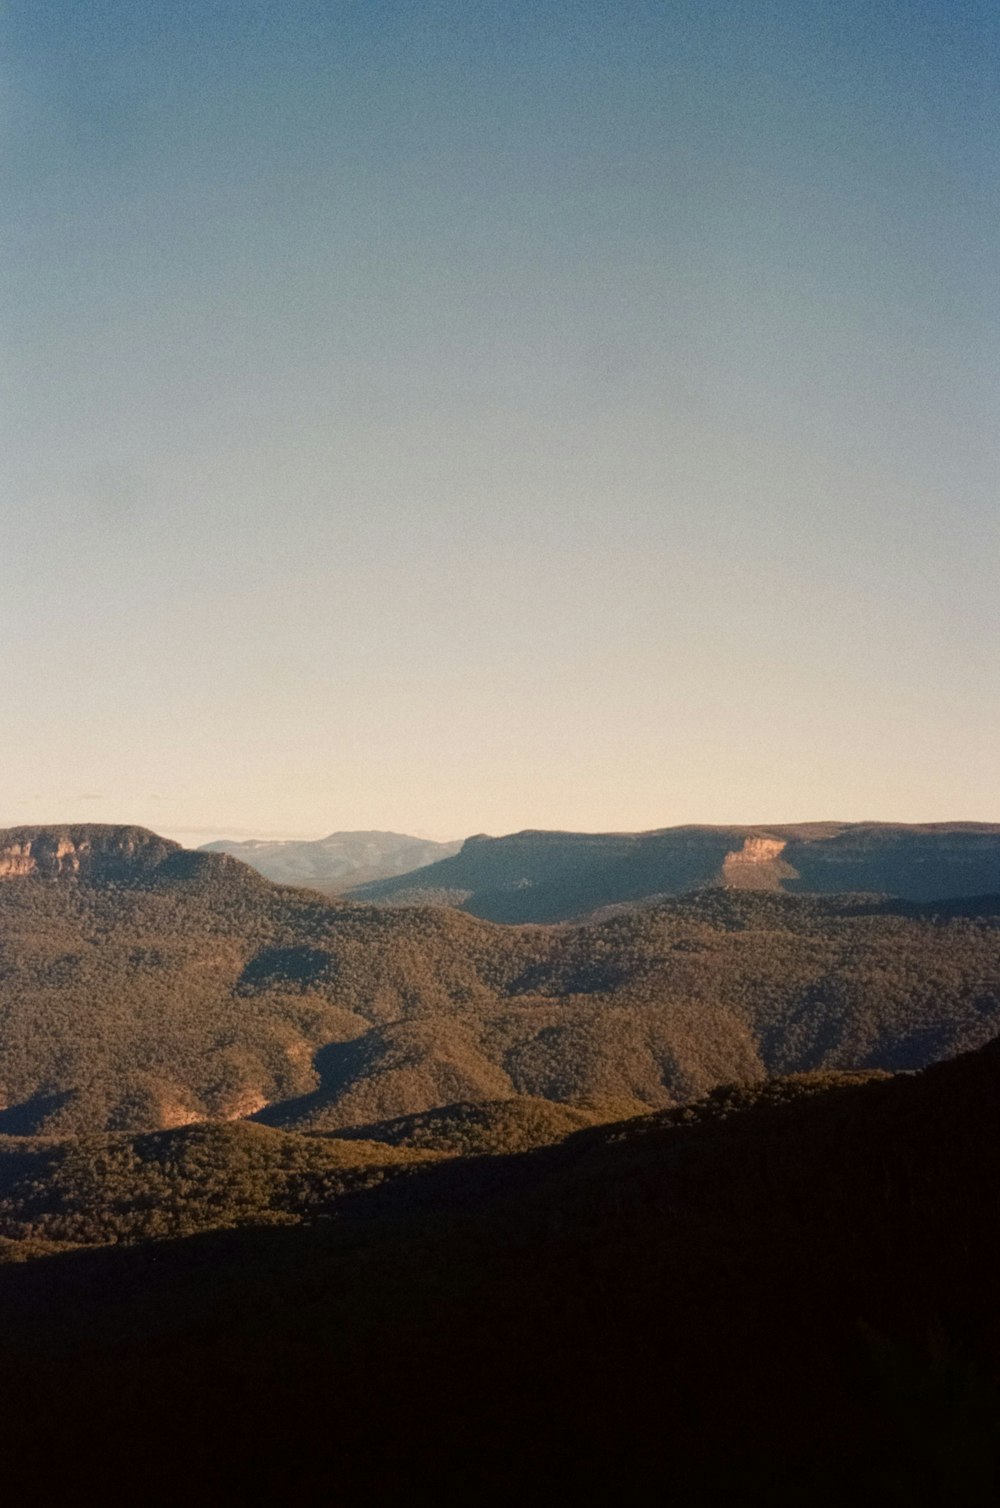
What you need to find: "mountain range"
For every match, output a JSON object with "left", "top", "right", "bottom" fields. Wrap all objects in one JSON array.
[
  {"left": 1, "top": 822, "right": 999, "bottom": 1497},
  {"left": 348, "top": 820, "right": 1000, "bottom": 920},
  {"left": 0, "top": 823, "right": 998, "bottom": 1141},
  {"left": 199, "top": 829, "right": 460, "bottom": 888}
]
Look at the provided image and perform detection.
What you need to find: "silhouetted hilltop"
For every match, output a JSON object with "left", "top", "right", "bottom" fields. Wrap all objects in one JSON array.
[
  {"left": 2, "top": 1040, "right": 999, "bottom": 1502},
  {"left": 200, "top": 829, "right": 461, "bottom": 889},
  {"left": 349, "top": 820, "right": 1000, "bottom": 921}
]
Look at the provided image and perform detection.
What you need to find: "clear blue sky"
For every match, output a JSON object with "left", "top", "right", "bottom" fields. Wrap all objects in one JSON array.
[{"left": 2, "top": 0, "right": 998, "bottom": 841}]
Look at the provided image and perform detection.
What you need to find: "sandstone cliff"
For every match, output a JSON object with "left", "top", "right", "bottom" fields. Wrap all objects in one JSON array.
[
  {"left": 350, "top": 821, "right": 1000, "bottom": 922},
  {"left": 0, "top": 825, "right": 180, "bottom": 881}
]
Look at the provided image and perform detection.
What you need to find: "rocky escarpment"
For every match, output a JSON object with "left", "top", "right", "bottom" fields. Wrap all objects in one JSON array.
[
  {"left": 721, "top": 835, "right": 798, "bottom": 889},
  {"left": 0, "top": 826, "right": 274, "bottom": 899},
  {"left": 349, "top": 822, "right": 1000, "bottom": 922},
  {"left": 0, "top": 825, "right": 182, "bottom": 882}
]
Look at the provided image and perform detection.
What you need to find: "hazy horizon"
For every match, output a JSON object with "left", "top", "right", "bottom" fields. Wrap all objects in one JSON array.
[
  {"left": 2, "top": 814, "right": 999, "bottom": 856},
  {"left": 168, "top": 812, "right": 1000, "bottom": 851},
  {"left": 4, "top": 1, "right": 997, "bottom": 837}
]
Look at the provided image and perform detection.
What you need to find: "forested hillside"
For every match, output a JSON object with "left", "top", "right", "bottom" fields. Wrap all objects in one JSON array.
[
  {"left": 0, "top": 826, "right": 998, "bottom": 1136},
  {"left": 350, "top": 821, "right": 1000, "bottom": 920},
  {"left": 1, "top": 826, "right": 998, "bottom": 1498},
  {"left": 0, "top": 1097, "right": 629, "bottom": 1251},
  {"left": 2, "top": 1077, "right": 899, "bottom": 1255}
]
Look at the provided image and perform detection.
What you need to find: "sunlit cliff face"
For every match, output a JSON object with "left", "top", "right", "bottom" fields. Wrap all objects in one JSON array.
[
  {"left": 0, "top": 826, "right": 180, "bottom": 880},
  {"left": 721, "top": 836, "right": 798, "bottom": 890}
]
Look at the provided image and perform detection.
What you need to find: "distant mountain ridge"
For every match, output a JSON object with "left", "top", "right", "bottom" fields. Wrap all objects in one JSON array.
[
  {"left": 348, "top": 820, "right": 1000, "bottom": 922},
  {"left": 199, "top": 830, "right": 461, "bottom": 889}
]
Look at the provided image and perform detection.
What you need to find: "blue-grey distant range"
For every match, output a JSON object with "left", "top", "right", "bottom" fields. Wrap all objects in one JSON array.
[{"left": 199, "top": 831, "right": 461, "bottom": 890}]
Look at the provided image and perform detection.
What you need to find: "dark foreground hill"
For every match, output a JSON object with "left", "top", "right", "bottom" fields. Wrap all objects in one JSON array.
[
  {"left": 1, "top": 825, "right": 999, "bottom": 1134},
  {"left": 0, "top": 1097, "right": 633, "bottom": 1251},
  {"left": 1, "top": 1041, "right": 998, "bottom": 1503},
  {"left": 199, "top": 829, "right": 461, "bottom": 889},
  {"left": 349, "top": 820, "right": 1000, "bottom": 921}
]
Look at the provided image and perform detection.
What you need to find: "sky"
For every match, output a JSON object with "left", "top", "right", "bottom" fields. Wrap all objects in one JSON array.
[{"left": 2, "top": 0, "right": 998, "bottom": 843}]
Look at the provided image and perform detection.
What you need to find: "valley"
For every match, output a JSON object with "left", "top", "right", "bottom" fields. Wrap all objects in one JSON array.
[
  {"left": 1, "top": 822, "right": 998, "bottom": 1501},
  {"left": 0, "top": 826, "right": 998, "bottom": 1144}
]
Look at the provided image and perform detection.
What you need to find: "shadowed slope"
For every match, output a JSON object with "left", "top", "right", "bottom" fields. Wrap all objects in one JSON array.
[
  {"left": 350, "top": 821, "right": 1000, "bottom": 921},
  {"left": 313, "top": 1093, "right": 641, "bottom": 1154},
  {"left": 0, "top": 1120, "right": 432, "bottom": 1249},
  {"left": 1, "top": 1042, "right": 999, "bottom": 1502}
]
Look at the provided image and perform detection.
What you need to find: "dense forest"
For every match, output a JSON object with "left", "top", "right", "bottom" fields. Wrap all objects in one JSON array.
[
  {"left": 0, "top": 1097, "right": 639, "bottom": 1251},
  {"left": 0, "top": 830, "right": 998, "bottom": 1135},
  {"left": 0, "top": 827, "right": 998, "bottom": 1499}
]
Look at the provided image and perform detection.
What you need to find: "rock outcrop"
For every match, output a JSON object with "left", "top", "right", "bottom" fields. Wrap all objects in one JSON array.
[
  {"left": 721, "top": 835, "right": 798, "bottom": 888},
  {"left": 0, "top": 825, "right": 181, "bottom": 882}
]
